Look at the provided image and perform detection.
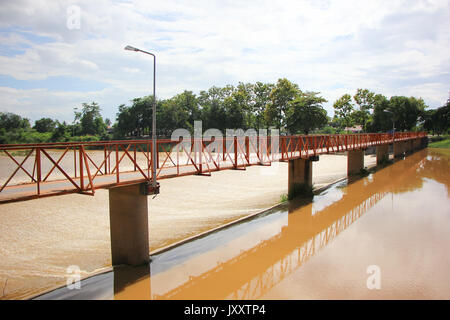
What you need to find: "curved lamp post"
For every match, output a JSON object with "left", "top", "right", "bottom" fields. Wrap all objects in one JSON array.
[{"left": 124, "top": 45, "right": 159, "bottom": 194}]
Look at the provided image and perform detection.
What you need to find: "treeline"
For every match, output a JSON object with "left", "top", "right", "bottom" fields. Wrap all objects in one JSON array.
[
  {"left": 333, "top": 89, "right": 428, "bottom": 132},
  {"left": 0, "top": 102, "right": 111, "bottom": 144},
  {"left": 1, "top": 78, "right": 449, "bottom": 145},
  {"left": 115, "top": 79, "right": 448, "bottom": 138},
  {"left": 115, "top": 79, "right": 328, "bottom": 137}
]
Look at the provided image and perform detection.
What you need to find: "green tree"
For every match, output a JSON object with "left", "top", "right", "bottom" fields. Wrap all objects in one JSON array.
[
  {"left": 265, "top": 78, "right": 301, "bottom": 130},
  {"left": 350, "top": 110, "right": 367, "bottom": 130},
  {"left": 223, "top": 94, "right": 246, "bottom": 129},
  {"left": 0, "top": 112, "right": 30, "bottom": 130},
  {"left": 115, "top": 104, "right": 134, "bottom": 137},
  {"left": 353, "top": 88, "right": 375, "bottom": 132},
  {"left": 285, "top": 92, "right": 328, "bottom": 134},
  {"left": 424, "top": 97, "right": 450, "bottom": 135},
  {"left": 368, "top": 94, "right": 391, "bottom": 132},
  {"left": 173, "top": 90, "right": 200, "bottom": 130},
  {"left": 233, "top": 82, "right": 254, "bottom": 129},
  {"left": 74, "top": 102, "right": 107, "bottom": 136},
  {"left": 387, "top": 96, "right": 425, "bottom": 131},
  {"left": 253, "top": 82, "right": 274, "bottom": 130},
  {"left": 333, "top": 94, "right": 354, "bottom": 130},
  {"left": 155, "top": 91, "right": 200, "bottom": 136},
  {"left": 50, "top": 121, "right": 71, "bottom": 142},
  {"left": 34, "top": 117, "right": 56, "bottom": 133},
  {"left": 115, "top": 96, "right": 154, "bottom": 137},
  {"left": 198, "top": 86, "right": 230, "bottom": 132}
]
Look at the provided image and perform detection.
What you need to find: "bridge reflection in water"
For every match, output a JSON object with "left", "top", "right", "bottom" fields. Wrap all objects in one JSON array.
[{"left": 35, "top": 149, "right": 449, "bottom": 300}]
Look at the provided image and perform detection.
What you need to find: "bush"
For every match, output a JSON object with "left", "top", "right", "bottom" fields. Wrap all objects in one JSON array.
[
  {"left": 0, "top": 128, "right": 52, "bottom": 145},
  {"left": 314, "top": 125, "right": 338, "bottom": 134},
  {"left": 69, "top": 135, "right": 102, "bottom": 142},
  {"left": 280, "top": 194, "right": 288, "bottom": 203}
]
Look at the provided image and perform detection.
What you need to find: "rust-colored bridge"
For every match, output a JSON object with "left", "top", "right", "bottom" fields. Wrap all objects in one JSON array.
[{"left": 0, "top": 132, "right": 426, "bottom": 204}]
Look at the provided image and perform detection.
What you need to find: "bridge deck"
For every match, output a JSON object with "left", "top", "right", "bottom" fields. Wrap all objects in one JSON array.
[{"left": 0, "top": 132, "right": 426, "bottom": 203}]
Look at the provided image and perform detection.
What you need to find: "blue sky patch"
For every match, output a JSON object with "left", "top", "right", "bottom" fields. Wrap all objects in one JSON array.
[
  {"left": 0, "top": 27, "right": 57, "bottom": 56},
  {"left": 0, "top": 47, "right": 27, "bottom": 57},
  {"left": 0, "top": 74, "right": 108, "bottom": 92},
  {"left": 0, "top": 27, "right": 56, "bottom": 44}
]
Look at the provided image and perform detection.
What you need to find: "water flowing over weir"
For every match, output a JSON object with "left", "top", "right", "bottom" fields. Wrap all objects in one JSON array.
[{"left": 34, "top": 148, "right": 450, "bottom": 300}]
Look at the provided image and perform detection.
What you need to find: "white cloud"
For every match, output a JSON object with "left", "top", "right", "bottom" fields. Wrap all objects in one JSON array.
[{"left": 0, "top": 0, "right": 449, "bottom": 122}]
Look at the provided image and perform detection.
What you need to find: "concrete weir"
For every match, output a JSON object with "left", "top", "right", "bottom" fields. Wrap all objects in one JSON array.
[{"left": 109, "top": 183, "right": 150, "bottom": 266}]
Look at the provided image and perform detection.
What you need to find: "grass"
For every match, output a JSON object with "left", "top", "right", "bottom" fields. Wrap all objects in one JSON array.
[
  {"left": 280, "top": 194, "right": 288, "bottom": 203},
  {"left": 280, "top": 183, "right": 315, "bottom": 202},
  {"left": 429, "top": 138, "right": 450, "bottom": 149}
]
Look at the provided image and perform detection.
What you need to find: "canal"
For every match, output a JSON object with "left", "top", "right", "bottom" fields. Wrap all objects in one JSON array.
[{"left": 35, "top": 148, "right": 450, "bottom": 300}]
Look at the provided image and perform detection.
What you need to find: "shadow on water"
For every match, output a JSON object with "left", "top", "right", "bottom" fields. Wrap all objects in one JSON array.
[{"left": 34, "top": 148, "right": 450, "bottom": 300}]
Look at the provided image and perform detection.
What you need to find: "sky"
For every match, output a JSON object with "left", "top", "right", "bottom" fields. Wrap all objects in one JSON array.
[{"left": 0, "top": 0, "right": 449, "bottom": 124}]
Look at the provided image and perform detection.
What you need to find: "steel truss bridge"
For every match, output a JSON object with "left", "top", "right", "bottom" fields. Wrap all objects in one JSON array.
[{"left": 0, "top": 132, "right": 425, "bottom": 204}]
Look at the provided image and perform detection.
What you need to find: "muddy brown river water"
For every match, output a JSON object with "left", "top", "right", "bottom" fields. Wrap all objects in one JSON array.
[{"left": 32, "top": 148, "right": 450, "bottom": 300}]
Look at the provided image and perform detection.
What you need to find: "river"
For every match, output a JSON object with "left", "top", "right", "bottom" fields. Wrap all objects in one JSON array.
[{"left": 33, "top": 148, "right": 450, "bottom": 300}]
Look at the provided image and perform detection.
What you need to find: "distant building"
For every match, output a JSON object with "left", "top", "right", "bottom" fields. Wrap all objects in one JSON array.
[{"left": 344, "top": 125, "right": 363, "bottom": 133}]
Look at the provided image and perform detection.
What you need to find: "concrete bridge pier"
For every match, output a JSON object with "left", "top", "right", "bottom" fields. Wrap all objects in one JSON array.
[
  {"left": 406, "top": 140, "right": 414, "bottom": 153},
  {"left": 376, "top": 144, "right": 389, "bottom": 164},
  {"left": 403, "top": 141, "right": 410, "bottom": 154},
  {"left": 109, "top": 183, "right": 150, "bottom": 266},
  {"left": 413, "top": 138, "right": 421, "bottom": 151},
  {"left": 393, "top": 141, "right": 405, "bottom": 158},
  {"left": 288, "top": 156, "right": 318, "bottom": 199},
  {"left": 421, "top": 137, "right": 429, "bottom": 149},
  {"left": 347, "top": 149, "right": 364, "bottom": 176},
  {"left": 411, "top": 139, "right": 417, "bottom": 151}
]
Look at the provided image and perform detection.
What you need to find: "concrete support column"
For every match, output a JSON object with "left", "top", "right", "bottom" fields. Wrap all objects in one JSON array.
[
  {"left": 404, "top": 141, "right": 410, "bottom": 154},
  {"left": 376, "top": 144, "right": 389, "bottom": 165},
  {"left": 403, "top": 141, "right": 409, "bottom": 154},
  {"left": 406, "top": 140, "right": 413, "bottom": 153},
  {"left": 109, "top": 183, "right": 150, "bottom": 266},
  {"left": 347, "top": 149, "right": 364, "bottom": 176},
  {"left": 393, "top": 142, "right": 404, "bottom": 158},
  {"left": 422, "top": 137, "right": 429, "bottom": 148},
  {"left": 414, "top": 138, "right": 421, "bottom": 150},
  {"left": 288, "top": 158, "right": 313, "bottom": 199}
]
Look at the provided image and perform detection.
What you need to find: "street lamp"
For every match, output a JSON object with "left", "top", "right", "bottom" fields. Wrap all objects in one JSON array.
[
  {"left": 124, "top": 45, "right": 159, "bottom": 194},
  {"left": 383, "top": 110, "right": 395, "bottom": 142}
]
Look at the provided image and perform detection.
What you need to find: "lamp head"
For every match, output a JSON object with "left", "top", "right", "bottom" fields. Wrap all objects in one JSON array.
[{"left": 124, "top": 45, "right": 139, "bottom": 52}]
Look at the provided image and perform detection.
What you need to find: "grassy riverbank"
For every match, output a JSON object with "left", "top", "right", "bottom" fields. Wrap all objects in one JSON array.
[{"left": 429, "top": 135, "right": 450, "bottom": 148}]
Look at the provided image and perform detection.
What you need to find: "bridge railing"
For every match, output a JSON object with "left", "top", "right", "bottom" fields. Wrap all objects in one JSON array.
[{"left": 0, "top": 132, "right": 426, "bottom": 202}]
